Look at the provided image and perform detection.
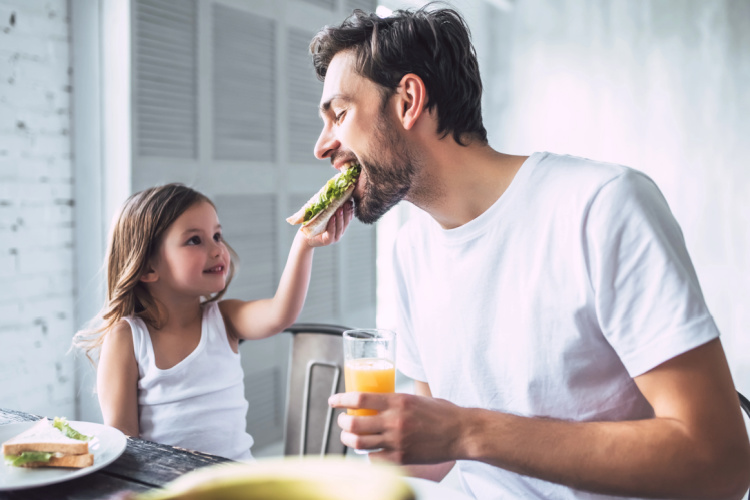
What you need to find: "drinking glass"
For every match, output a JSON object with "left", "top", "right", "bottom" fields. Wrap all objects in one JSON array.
[{"left": 342, "top": 328, "right": 396, "bottom": 454}]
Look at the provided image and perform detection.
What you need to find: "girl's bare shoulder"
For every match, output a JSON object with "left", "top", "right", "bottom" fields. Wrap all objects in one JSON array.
[{"left": 103, "top": 319, "right": 135, "bottom": 349}]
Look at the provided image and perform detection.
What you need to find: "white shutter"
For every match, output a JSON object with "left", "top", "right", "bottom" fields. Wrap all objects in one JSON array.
[
  {"left": 244, "top": 365, "right": 284, "bottom": 450},
  {"left": 287, "top": 27, "right": 323, "bottom": 165},
  {"left": 212, "top": 4, "right": 275, "bottom": 162},
  {"left": 213, "top": 194, "right": 277, "bottom": 301},
  {"left": 134, "top": 0, "right": 198, "bottom": 159},
  {"left": 342, "top": 220, "right": 377, "bottom": 314}
]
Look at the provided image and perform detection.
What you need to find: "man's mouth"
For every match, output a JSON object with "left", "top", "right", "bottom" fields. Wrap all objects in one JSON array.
[{"left": 204, "top": 265, "right": 225, "bottom": 274}]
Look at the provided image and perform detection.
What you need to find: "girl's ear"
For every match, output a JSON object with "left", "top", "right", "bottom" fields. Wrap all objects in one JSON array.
[
  {"left": 140, "top": 267, "right": 158, "bottom": 283},
  {"left": 394, "top": 73, "right": 427, "bottom": 131}
]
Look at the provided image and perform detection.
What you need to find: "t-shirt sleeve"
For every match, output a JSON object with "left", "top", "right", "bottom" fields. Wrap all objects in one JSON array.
[
  {"left": 585, "top": 169, "right": 720, "bottom": 377},
  {"left": 389, "top": 232, "right": 428, "bottom": 383}
]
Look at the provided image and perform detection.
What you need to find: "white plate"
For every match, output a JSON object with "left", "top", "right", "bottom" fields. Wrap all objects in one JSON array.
[
  {"left": 405, "top": 477, "right": 474, "bottom": 500},
  {"left": 0, "top": 420, "right": 127, "bottom": 491}
]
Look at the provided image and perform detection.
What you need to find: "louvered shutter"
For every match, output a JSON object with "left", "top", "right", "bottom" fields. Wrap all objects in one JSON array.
[
  {"left": 134, "top": 0, "right": 197, "bottom": 158},
  {"left": 213, "top": 194, "right": 277, "bottom": 301},
  {"left": 342, "top": 220, "right": 377, "bottom": 313},
  {"left": 212, "top": 4, "right": 275, "bottom": 162},
  {"left": 287, "top": 27, "right": 323, "bottom": 165}
]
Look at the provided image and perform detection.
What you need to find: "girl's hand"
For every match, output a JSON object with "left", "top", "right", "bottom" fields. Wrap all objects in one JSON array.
[{"left": 304, "top": 200, "right": 354, "bottom": 248}]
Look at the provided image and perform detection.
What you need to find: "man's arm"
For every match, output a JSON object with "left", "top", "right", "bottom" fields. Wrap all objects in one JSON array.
[{"left": 331, "top": 339, "right": 750, "bottom": 499}]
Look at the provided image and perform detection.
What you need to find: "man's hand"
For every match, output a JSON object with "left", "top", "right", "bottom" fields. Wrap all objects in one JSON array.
[{"left": 328, "top": 391, "right": 465, "bottom": 465}]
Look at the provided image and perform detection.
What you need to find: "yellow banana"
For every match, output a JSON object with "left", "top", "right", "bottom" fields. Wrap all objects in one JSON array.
[{"left": 136, "top": 457, "right": 415, "bottom": 500}]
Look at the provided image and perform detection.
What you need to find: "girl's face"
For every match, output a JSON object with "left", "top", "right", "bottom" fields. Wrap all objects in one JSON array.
[{"left": 148, "top": 201, "right": 230, "bottom": 299}]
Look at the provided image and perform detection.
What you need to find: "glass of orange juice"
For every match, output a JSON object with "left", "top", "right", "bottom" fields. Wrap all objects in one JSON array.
[{"left": 342, "top": 328, "right": 396, "bottom": 454}]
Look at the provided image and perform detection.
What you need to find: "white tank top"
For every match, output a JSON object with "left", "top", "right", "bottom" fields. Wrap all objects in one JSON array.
[{"left": 125, "top": 301, "right": 254, "bottom": 461}]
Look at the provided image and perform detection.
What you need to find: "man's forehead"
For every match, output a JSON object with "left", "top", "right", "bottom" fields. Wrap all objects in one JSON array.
[{"left": 319, "top": 51, "right": 366, "bottom": 107}]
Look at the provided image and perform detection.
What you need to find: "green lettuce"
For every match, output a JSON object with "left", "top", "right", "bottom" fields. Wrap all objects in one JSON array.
[
  {"left": 304, "top": 163, "right": 360, "bottom": 223},
  {"left": 53, "top": 417, "right": 91, "bottom": 441},
  {"left": 4, "top": 451, "right": 53, "bottom": 467}
]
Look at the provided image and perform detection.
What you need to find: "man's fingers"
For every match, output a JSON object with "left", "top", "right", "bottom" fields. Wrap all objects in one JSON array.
[
  {"left": 339, "top": 430, "right": 383, "bottom": 452},
  {"left": 337, "top": 412, "right": 382, "bottom": 434},
  {"left": 334, "top": 206, "right": 345, "bottom": 240}
]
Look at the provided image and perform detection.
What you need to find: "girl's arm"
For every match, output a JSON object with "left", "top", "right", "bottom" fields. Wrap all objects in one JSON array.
[
  {"left": 97, "top": 320, "right": 140, "bottom": 437},
  {"left": 220, "top": 203, "right": 352, "bottom": 340}
]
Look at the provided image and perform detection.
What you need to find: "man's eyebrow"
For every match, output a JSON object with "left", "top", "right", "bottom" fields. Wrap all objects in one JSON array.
[{"left": 319, "top": 94, "right": 351, "bottom": 117}]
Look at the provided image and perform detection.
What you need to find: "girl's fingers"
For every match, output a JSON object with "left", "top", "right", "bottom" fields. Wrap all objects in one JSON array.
[{"left": 336, "top": 206, "right": 345, "bottom": 238}]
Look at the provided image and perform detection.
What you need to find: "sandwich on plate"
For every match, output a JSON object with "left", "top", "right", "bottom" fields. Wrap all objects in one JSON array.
[
  {"left": 3, "top": 417, "right": 94, "bottom": 468},
  {"left": 287, "top": 161, "right": 360, "bottom": 237}
]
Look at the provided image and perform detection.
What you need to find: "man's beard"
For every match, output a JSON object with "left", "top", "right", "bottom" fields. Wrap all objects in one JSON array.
[{"left": 354, "top": 114, "right": 418, "bottom": 225}]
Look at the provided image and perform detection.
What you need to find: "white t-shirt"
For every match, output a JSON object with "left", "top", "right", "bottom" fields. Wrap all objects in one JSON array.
[
  {"left": 390, "top": 152, "right": 719, "bottom": 499},
  {"left": 125, "top": 301, "right": 254, "bottom": 461}
]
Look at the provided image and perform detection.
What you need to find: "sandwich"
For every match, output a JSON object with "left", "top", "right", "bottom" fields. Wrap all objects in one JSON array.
[
  {"left": 286, "top": 161, "right": 360, "bottom": 237},
  {"left": 3, "top": 417, "right": 94, "bottom": 468}
]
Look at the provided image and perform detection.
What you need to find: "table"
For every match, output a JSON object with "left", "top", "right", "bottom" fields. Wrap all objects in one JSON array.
[
  {"left": 0, "top": 408, "right": 230, "bottom": 500},
  {"left": 1, "top": 408, "right": 473, "bottom": 500}
]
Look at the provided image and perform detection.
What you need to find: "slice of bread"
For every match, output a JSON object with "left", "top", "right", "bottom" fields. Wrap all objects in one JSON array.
[
  {"left": 17, "top": 453, "right": 94, "bottom": 468},
  {"left": 299, "top": 185, "right": 355, "bottom": 238},
  {"left": 2, "top": 418, "right": 89, "bottom": 456}
]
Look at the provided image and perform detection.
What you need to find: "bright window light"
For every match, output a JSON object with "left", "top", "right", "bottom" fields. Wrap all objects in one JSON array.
[{"left": 376, "top": 5, "right": 393, "bottom": 17}]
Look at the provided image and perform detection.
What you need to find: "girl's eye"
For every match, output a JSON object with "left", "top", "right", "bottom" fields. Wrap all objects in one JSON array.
[
  {"left": 187, "top": 236, "right": 201, "bottom": 245},
  {"left": 213, "top": 232, "right": 222, "bottom": 242},
  {"left": 335, "top": 110, "right": 346, "bottom": 123}
]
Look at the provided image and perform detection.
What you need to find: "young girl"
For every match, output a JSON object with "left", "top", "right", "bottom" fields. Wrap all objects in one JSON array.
[{"left": 74, "top": 183, "right": 352, "bottom": 460}]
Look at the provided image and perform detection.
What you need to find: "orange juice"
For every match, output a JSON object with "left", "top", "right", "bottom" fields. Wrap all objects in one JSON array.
[{"left": 344, "top": 358, "right": 395, "bottom": 416}]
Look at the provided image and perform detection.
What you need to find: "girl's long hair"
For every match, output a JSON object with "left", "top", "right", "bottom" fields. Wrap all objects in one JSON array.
[{"left": 73, "top": 184, "right": 237, "bottom": 363}]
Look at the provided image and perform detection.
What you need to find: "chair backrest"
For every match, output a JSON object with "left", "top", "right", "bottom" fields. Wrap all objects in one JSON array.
[
  {"left": 283, "top": 323, "right": 351, "bottom": 457},
  {"left": 739, "top": 391, "right": 750, "bottom": 420}
]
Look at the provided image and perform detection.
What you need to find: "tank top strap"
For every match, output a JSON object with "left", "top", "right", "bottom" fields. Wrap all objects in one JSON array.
[
  {"left": 123, "top": 315, "right": 153, "bottom": 378},
  {"left": 202, "top": 301, "right": 233, "bottom": 350}
]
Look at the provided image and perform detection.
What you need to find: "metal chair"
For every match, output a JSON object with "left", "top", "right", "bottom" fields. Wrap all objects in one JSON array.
[
  {"left": 738, "top": 391, "right": 750, "bottom": 500},
  {"left": 739, "top": 391, "right": 750, "bottom": 420},
  {"left": 283, "top": 323, "right": 351, "bottom": 457}
]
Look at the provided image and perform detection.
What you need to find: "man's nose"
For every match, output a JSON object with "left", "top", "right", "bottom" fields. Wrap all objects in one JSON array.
[{"left": 314, "top": 124, "right": 340, "bottom": 160}]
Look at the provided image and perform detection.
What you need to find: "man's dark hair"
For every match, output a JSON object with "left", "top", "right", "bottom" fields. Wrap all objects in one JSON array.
[{"left": 310, "top": 4, "right": 488, "bottom": 146}]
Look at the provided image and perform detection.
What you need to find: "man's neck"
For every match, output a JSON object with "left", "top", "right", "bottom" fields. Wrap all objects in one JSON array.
[{"left": 409, "top": 139, "right": 527, "bottom": 230}]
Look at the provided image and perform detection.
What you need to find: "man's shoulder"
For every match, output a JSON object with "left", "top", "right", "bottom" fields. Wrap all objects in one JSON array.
[
  {"left": 532, "top": 152, "right": 654, "bottom": 199},
  {"left": 535, "top": 151, "right": 632, "bottom": 180}
]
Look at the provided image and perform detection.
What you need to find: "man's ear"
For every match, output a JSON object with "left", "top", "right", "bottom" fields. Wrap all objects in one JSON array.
[
  {"left": 394, "top": 73, "right": 427, "bottom": 131},
  {"left": 140, "top": 266, "right": 159, "bottom": 283}
]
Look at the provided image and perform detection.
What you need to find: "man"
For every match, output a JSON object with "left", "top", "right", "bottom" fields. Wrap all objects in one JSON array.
[{"left": 313, "top": 6, "right": 750, "bottom": 499}]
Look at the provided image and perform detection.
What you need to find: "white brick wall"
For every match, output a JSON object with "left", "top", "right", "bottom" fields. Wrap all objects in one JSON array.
[{"left": 0, "top": 0, "right": 75, "bottom": 416}]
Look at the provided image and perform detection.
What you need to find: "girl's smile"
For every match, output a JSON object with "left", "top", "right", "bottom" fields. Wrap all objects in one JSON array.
[{"left": 203, "top": 264, "right": 226, "bottom": 274}]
